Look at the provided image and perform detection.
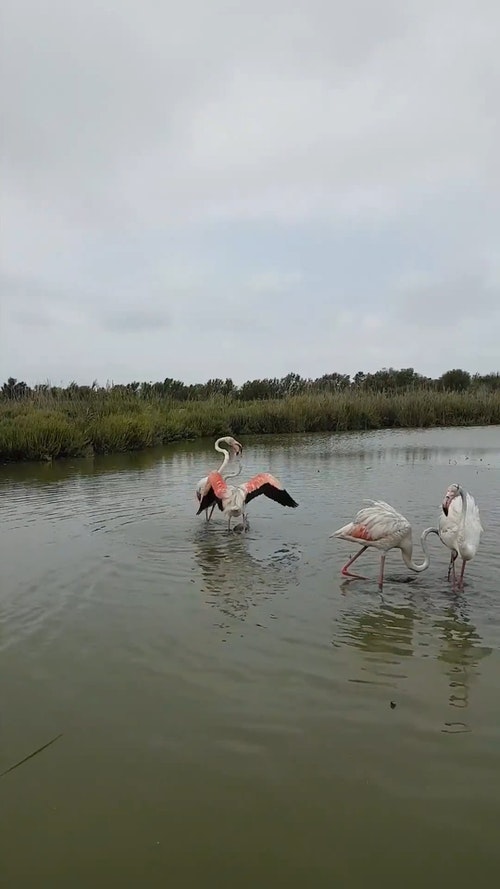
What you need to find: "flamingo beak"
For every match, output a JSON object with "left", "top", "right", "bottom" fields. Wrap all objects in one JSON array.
[{"left": 442, "top": 487, "right": 458, "bottom": 515}]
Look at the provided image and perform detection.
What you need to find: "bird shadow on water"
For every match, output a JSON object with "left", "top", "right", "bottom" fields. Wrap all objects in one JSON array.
[
  {"left": 191, "top": 524, "right": 301, "bottom": 623},
  {"left": 332, "top": 571, "right": 492, "bottom": 733}
]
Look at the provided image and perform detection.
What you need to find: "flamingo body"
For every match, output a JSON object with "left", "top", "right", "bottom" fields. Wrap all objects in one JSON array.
[
  {"left": 197, "top": 470, "right": 298, "bottom": 530},
  {"left": 428, "top": 483, "right": 483, "bottom": 589},
  {"left": 331, "top": 499, "right": 431, "bottom": 589},
  {"left": 196, "top": 436, "right": 243, "bottom": 522}
]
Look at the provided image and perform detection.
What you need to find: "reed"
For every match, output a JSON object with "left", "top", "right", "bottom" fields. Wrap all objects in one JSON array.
[{"left": 1, "top": 389, "right": 499, "bottom": 462}]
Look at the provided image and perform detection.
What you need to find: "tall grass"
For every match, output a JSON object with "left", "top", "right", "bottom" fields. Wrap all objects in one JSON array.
[{"left": 1, "top": 389, "right": 500, "bottom": 462}]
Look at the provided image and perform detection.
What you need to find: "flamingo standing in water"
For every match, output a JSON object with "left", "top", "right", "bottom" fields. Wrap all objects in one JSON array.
[
  {"left": 197, "top": 470, "right": 298, "bottom": 531},
  {"left": 422, "top": 483, "right": 483, "bottom": 590},
  {"left": 331, "top": 499, "right": 432, "bottom": 589},
  {"left": 196, "top": 436, "right": 243, "bottom": 522}
]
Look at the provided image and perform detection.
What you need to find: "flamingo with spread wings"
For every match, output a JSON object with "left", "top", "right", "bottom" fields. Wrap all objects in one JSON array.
[
  {"left": 331, "top": 499, "right": 432, "bottom": 589},
  {"left": 197, "top": 470, "right": 299, "bottom": 531},
  {"left": 196, "top": 436, "right": 243, "bottom": 522},
  {"left": 422, "top": 483, "right": 483, "bottom": 590}
]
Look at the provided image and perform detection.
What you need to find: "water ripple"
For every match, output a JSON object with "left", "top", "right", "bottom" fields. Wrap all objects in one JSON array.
[{"left": 1, "top": 428, "right": 499, "bottom": 728}]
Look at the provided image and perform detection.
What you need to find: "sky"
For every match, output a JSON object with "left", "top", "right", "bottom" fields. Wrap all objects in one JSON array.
[{"left": 1, "top": 0, "right": 499, "bottom": 387}]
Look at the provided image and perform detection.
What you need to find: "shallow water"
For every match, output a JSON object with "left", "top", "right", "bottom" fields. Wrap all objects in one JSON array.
[{"left": 1, "top": 427, "right": 500, "bottom": 885}]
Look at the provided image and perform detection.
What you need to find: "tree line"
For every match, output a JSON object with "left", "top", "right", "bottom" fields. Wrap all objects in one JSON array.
[{"left": 2, "top": 367, "right": 500, "bottom": 403}]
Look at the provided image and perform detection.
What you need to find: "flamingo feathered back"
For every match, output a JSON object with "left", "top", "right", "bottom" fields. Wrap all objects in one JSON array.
[{"left": 333, "top": 500, "right": 412, "bottom": 549}]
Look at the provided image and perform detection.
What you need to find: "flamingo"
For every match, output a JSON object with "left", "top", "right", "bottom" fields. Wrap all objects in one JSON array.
[
  {"left": 422, "top": 483, "right": 483, "bottom": 590},
  {"left": 197, "top": 470, "right": 299, "bottom": 531},
  {"left": 331, "top": 499, "right": 432, "bottom": 589},
  {"left": 196, "top": 436, "right": 243, "bottom": 522}
]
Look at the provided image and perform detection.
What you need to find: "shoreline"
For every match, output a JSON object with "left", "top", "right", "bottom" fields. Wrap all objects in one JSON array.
[{"left": 2, "top": 390, "right": 500, "bottom": 463}]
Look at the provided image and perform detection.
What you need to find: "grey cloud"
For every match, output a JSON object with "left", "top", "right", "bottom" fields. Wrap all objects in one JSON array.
[
  {"left": 3, "top": 1, "right": 498, "bottom": 227},
  {"left": 0, "top": 273, "right": 69, "bottom": 306},
  {"left": 100, "top": 307, "right": 172, "bottom": 333},
  {"left": 0, "top": 272, "right": 173, "bottom": 333},
  {"left": 393, "top": 272, "right": 499, "bottom": 328},
  {"left": 1, "top": 1, "right": 499, "bottom": 385},
  {"left": 247, "top": 271, "right": 305, "bottom": 295},
  {"left": 0, "top": 273, "right": 86, "bottom": 333},
  {"left": 10, "top": 308, "right": 53, "bottom": 329},
  {"left": 0, "top": 273, "right": 99, "bottom": 329}
]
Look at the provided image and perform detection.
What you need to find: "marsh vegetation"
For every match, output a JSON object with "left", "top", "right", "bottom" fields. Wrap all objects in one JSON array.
[{"left": 1, "top": 368, "right": 499, "bottom": 462}]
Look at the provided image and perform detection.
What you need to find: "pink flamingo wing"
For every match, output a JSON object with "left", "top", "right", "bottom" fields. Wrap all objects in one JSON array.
[
  {"left": 197, "top": 471, "right": 228, "bottom": 515},
  {"left": 243, "top": 473, "right": 298, "bottom": 508},
  {"left": 347, "top": 523, "right": 375, "bottom": 541},
  {"left": 346, "top": 508, "right": 408, "bottom": 544},
  {"left": 243, "top": 473, "right": 283, "bottom": 494},
  {"left": 205, "top": 470, "right": 228, "bottom": 499}
]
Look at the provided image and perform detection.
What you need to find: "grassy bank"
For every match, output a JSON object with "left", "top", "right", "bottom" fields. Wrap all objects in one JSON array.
[{"left": 1, "top": 389, "right": 500, "bottom": 462}]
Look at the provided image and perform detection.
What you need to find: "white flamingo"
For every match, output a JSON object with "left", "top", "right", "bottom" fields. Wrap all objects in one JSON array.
[
  {"left": 197, "top": 470, "right": 298, "bottom": 531},
  {"left": 196, "top": 436, "right": 243, "bottom": 522},
  {"left": 331, "top": 499, "right": 432, "bottom": 589},
  {"left": 422, "top": 483, "right": 483, "bottom": 590}
]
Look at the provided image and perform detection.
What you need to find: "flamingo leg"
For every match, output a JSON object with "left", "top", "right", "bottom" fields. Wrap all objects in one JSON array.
[
  {"left": 378, "top": 554, "right": 386, "bottom": 590},
  {"left": 447, "top": 551, "right": 457, "bottom": 582},
  {"left": 457, "top": 560, "right": 467, "bottom": 590},
  {"left": 341, "top": 546, "right": 369, "bottom": 580},
  {"left": 227, "top": 515, "right": 232, "bottom": 532},
  {"left": 206, "top": 504, "right": 216, "bottom": 523}
]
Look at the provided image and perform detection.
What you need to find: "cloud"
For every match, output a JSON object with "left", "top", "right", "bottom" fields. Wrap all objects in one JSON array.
[
  {"left": 0, "top": 273, "right": 69, "bottom": 308},
  {"left": 392, "top": 271, "right": 500, "bottom": 328},
  {"left": 247, "top": 271, "right": 305, "bottom": 295},
  {"left": 100, "top": 306, "right": 172, "bottom": 333},
  {"left": 10, "top": 308, "right": 53, "bottom": 329},
  {"left": 1, "top": 0, "right": 499, "bottom": 385}
]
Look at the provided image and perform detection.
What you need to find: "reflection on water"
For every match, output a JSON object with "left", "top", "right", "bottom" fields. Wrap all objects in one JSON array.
[
  {"left": 341, "top": 601, "right": 416, "bottom": 659},
  {"left": 335, "top": 596, "right": 416, "bottom": 688},
  {"left": 192, "top": 527, "right": 301, "bottom": 621},
  {"left": 335, "top": 581, "right": 493, "bottom": 734},
  {"left": 1, "top": 427, "right": 500, "bottom": 885},
  {"left": 436, "top": 600, "right": 492, "bottom": 732}
]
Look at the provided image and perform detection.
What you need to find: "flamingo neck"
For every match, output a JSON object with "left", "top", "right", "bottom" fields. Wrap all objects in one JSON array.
[
  {"left": 217, "top": 450, "right": 230, "bottom": 474},
  {"left": 400, "top": 531, "right": 431, "bottom": 573},
  {"left": 224, "top": 460, "right": 243, "bottom": 481},
  {"left": 214, "top": 439, "right": 230, "bottom": 475},
  {"left": 458, "top": 486, "right": 468, "bottom": 524}
]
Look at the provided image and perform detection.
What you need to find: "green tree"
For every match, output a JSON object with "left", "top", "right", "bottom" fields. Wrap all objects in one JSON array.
[{"left": 439, "top": 369, "right": 471, "bottom": 391}]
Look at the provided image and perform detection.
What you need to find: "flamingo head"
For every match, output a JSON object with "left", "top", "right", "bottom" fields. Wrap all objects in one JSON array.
[
  {"left": 442, "top": 483, "right": 461, "bottom": 516},
  {"left": 224, "top": 436, "right": 243, "bottom": 457}
]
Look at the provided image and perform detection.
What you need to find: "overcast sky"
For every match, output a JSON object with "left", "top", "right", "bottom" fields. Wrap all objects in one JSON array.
[{"left": 1, "top": 0, "right": 499, "bottom": 386}]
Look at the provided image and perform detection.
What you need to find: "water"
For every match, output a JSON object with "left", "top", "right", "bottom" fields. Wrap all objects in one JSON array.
[{"left": 1, "top": 427, "right": 500, "bottom": 885}]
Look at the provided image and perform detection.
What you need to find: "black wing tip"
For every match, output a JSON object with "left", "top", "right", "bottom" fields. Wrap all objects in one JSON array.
[
  {"left": 197, "top": 491, "right": 222, "bottom": 514},
  {"left": 197, "top": 493, "right": 214, "bottom": 514},
  {"left": 244, "top": 482, "right": 299, "bottom": 509},
  {"left": 273, "top": 486, "right": 299, "bottom": 508}
]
